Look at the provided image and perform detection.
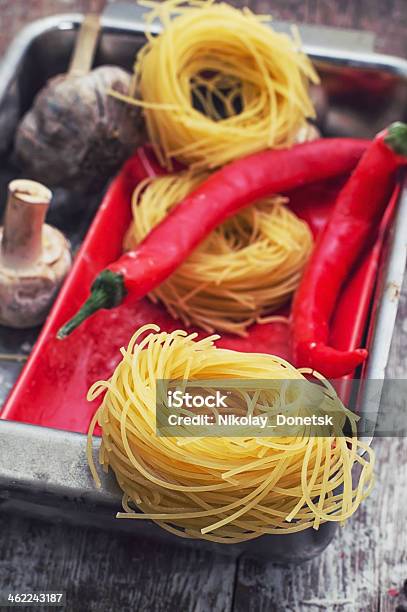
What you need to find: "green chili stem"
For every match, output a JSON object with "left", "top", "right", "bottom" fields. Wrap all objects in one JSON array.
[
  {"left": 57, "top": 270, "right": 126, "bottom": 339},
  {"left": 384, "top": 122, "right": 407, "bottom": 157}
]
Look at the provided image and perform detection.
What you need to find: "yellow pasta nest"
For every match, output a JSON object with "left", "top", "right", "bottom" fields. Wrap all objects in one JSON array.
[
  {"left": 88, "top": 325, "right": 374, "bottom": 544},
  {"left": 124, "top": 171, "right": 314, "bottom": 335},
  {"left": 122, "top": 0, "right": 319, "bottom": 170}
]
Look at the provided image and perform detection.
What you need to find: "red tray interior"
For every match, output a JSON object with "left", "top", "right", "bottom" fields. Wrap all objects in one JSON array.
[{"left": 1, "top": 147, "right": 398, "bottom": 434}]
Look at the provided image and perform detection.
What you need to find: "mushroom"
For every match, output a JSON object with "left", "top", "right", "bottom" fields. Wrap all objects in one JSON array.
[
  {"left": 13, "top": 15, "right": 142, "bottom": 194},
  {"left": 0, "top": 179, "right": 72, "bottom": 328}
]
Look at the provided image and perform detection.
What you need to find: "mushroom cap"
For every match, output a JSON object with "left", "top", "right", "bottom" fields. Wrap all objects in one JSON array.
[{"left": 0, "top": 225, "right": 72, "bottom": 328}]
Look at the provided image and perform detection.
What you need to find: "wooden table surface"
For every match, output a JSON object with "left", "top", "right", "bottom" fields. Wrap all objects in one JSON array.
[{"left": 0, "top": 2, "right": 407, "bottom": 611}]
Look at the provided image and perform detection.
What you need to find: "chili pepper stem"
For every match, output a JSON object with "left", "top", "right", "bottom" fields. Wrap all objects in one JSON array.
[
  {"left": 384, "top": 122, "right": 407, "bottom": 157},
  {"left": 57, "top": 270, "right": 126, "bottom": 339}
]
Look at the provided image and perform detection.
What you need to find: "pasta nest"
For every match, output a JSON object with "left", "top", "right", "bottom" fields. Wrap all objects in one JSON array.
[
  {"left": 88, "top": 325, "right": 374, "bottom": 544},
  {"left": 122, "top": 0, "right": 319, "bottom": 169},
  {"left": 124, "top": 171, "right": 314, "bottom": 335}
]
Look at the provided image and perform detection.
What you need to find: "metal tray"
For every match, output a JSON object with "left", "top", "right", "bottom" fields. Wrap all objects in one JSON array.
[{"left": 0, "top": 5, "right": 407, "bottom": 562}]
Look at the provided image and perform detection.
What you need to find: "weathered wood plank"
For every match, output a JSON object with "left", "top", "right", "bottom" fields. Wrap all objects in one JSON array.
[{"left": 0, "top": 513, "right": 236, "bottom": 612}]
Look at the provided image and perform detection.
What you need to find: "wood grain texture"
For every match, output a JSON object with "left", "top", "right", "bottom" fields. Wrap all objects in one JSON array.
[
  {"left": 0, "top": 2, "right": 406, "bottom": 611},
  {"left": 0, "top": 512, "right": 236, "bottom": 612}
]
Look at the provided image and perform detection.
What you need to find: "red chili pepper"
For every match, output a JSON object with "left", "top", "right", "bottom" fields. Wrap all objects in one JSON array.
[
  {"left": 292, "top": 122, "right": 407, "bottom": 378},
  {"left": 57, "top": 138, "right": 367, "bottom": 339}
]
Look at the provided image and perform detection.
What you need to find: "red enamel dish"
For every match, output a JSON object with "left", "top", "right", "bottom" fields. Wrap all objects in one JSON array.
[{"left": 0, "top": 146, "right": 399, "bottom": 434}]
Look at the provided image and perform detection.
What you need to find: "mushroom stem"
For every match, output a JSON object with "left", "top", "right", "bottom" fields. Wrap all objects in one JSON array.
[{"left": 1, "top": 179, "right": 52, "bottom": 270}]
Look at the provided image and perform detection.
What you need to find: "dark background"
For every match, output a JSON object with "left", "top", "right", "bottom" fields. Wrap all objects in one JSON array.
[{"left": 0, "top": 2, "right": 407, "bottom": 611}]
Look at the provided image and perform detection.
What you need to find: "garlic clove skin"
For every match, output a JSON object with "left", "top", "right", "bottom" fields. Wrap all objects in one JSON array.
[{"left": 14, "top": 67, "right": 143, "bottom": 194}]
